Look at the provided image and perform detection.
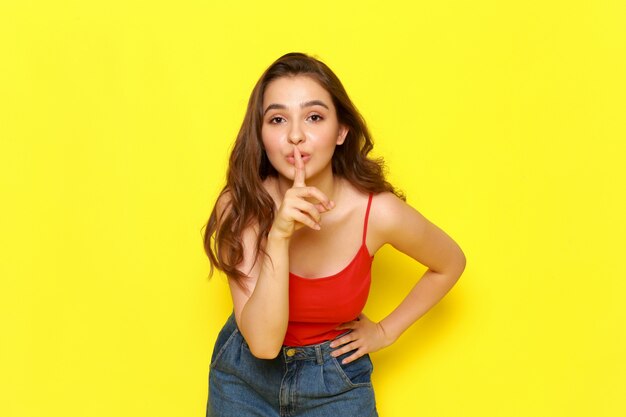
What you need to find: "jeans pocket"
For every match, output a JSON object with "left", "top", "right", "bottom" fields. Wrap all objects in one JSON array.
[
  {"left": 209, "top": 326, "right": 240, "bottom": 370},
  {"left": 331, "top": 352, "right": 373, "bottom": 388}
]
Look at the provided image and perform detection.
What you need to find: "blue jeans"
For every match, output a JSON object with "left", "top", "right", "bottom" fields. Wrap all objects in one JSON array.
[{"left": 207, "top": 312, "right": 378, "bottom": 417}]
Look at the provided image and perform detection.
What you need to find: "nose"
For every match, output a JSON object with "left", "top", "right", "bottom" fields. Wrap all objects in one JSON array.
[
  {"left": 287, "top": 122, "right": 305, "bottom": 145},
  {"left": 288, "top": 135, "right": 304, "bottom": 145}
]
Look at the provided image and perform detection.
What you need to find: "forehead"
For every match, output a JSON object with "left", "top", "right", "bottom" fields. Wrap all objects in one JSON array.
[{"left": 263, "top": 75, "right": 333, "bottom": 107}]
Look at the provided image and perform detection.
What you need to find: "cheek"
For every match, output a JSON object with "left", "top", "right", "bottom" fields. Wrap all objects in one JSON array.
[
  {"left": 311, "top": 128, "right": 341, "bottom": 151},
  {"left": 261, "top": 131, "right": 282, "bottom": 161}
]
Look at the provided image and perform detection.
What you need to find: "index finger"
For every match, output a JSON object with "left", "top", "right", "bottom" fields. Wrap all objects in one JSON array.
[{"left": 293, "top": 145, "right": 306, "bottom": 187}]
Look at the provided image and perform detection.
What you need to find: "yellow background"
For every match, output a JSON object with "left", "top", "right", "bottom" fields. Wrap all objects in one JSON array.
[{"left": 1, "top": 1, "right": 624, "bottom": 416}]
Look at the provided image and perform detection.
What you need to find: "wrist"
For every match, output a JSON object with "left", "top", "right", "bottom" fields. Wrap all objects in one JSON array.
[
  {"left": 377, "top": 320, "right": 399, "bottom": 346},
  {"left": 267, "top": 227, "right": 291, "bottom": 243}
]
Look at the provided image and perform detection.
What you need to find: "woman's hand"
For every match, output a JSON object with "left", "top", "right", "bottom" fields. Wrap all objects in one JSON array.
[
  {"left": 329, "top": 313, "right": 396, "bottom": 364},
  {"left": 270, "top": 146, "right": 334, "bottom": 240}
]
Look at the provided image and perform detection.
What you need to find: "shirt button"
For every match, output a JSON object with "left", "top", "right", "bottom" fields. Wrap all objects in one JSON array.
[{"left": 286, "top": 348, "right": 296, "bottom": 357}]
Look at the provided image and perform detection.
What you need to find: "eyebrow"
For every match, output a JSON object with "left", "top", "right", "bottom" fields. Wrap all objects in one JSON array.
[{"left": 263, "top": 100, "right": 329, "bottom": 116}]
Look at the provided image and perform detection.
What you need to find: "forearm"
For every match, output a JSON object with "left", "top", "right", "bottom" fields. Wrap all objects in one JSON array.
[
  {"left": 379, "top": 268, "right": 463, "bottom": 343},
  {"left": 239, "top": 232, "right": 290, "bottom": 358}
]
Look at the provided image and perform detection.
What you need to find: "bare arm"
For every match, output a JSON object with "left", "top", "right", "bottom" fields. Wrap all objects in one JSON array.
[
  {"left": 330, "top": 192, "right": 466, "bottom": 363},
  {"left": 375, "top": 193, "right": 466, "bottom": 342},
  {"left": 225, "top": 226, "right": 290, "bottom": 359},
  {"left": 226, "top": 146, "right": 334, "bottom": 359}
]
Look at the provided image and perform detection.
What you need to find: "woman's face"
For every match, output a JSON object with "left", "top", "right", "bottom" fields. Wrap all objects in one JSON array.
[{"left": 261, "top": 75, "right": 348, "bottom": 184}]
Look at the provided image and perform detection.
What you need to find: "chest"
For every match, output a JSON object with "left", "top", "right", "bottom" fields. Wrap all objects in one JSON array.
[
  {"left": 287, "top": 211, "right": 365, "bottom": 278},
  {"left": 288, "top": 244, "right": 373, "bottom": 323}
]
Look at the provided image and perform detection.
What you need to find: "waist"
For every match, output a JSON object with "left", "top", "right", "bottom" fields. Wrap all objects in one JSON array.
[
  {"left": 283, "top": 321, "right": 355, "bottom": 346},
  {"left": 280, "top": 330, "right": 352, "bottom": 362}
]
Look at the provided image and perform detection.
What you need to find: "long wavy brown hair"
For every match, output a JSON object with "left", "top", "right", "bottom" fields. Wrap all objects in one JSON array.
[{"left": 203, "top": 52, "right": 405, "bottom": 287}]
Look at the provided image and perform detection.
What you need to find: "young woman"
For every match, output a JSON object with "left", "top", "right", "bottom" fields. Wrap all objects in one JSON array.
[{"left": 203, "top": 52, "right": 466, "bottom": 417}]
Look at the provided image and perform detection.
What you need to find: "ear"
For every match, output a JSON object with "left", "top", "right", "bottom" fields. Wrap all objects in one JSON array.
[{"left": 336, "top": 124, "right": 349, "bottom": 145}]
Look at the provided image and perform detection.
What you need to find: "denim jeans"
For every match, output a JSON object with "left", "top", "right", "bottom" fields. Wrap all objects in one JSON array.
[{"left": 207, "top": 312, "right": 378, "bottom": 417}]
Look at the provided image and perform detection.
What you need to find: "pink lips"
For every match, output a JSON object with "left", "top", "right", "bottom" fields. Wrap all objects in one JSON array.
[{"left": 286, "top": 153, "right": 311, "bottom": 164}]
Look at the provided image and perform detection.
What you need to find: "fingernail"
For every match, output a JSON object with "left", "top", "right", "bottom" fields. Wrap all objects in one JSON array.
[{"left": 314, "top": 224, "right": 321, "bottom": 230}]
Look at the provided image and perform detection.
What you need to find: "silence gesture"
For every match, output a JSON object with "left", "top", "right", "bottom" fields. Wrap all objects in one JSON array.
[{"left": 270, "top": 145, "right": 335, "bottom": 240}]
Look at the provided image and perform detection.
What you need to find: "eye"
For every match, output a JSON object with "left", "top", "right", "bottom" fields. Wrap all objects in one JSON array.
[
  {"left": 308, "top": 114, "right": 324, "bottom": 122},
  {"left": 268, "top": 116, "right": 285, "bottom": 124}
]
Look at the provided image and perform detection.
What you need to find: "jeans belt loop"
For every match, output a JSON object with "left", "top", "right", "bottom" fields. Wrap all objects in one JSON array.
[{"left": 315, "top": 345, "right": 323, "bottom": 365}]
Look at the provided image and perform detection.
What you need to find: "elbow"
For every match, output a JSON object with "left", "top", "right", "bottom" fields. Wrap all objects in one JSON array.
[
  {"left": 252, "top": 350, "right": 281, "bottom": 360},
  {"left": 442, "top": 247, "right": 466, "bottom": 282},
  {"left": 453, "top": 249, "right": 467, "bottom": 281},
  {"left": 458, "top": 249, "right": 467, "bottom": 272},
  {"left": 237, "top": 316, "right": 286, "bottom": 359},
  {"left": 246, "top": 340, "right": 282, "bottom": 360},
  {"left": 437, "top": 241, "right": 467, "bottom": 279}
]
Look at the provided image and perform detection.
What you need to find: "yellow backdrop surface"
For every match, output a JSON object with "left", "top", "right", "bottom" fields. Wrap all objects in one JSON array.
[{"left": 1, "top": 1, "right": 624, "bottom": 416}]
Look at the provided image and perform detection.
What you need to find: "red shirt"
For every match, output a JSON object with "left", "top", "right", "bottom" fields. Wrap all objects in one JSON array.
[{"left": 283, "top": 193, "right": 374, "bottom": 346}]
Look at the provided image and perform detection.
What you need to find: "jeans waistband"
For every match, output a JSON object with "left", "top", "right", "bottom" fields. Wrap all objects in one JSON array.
[
  {"left": 281, "top": 330, "right": 352, "bottom": 364},
  {"left": 224, "top": 311, "right": 352, "bottom": 365}
]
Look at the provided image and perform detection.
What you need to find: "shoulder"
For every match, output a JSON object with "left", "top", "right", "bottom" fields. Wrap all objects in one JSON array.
[
  {"left": 368, "top": 191, "right": 431, "bottom": 251},
  {"left": 370, "top": 191, "right": 414, "bottom": 228},
  {"left": 213, "top": 188, "right": 262, "bottom": 271},
  {"left": 213, "top": 189, "right": 233, "bottom": 220},
  {"left": 371, "top": 191, "right": 406, "bottom": 215}
]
